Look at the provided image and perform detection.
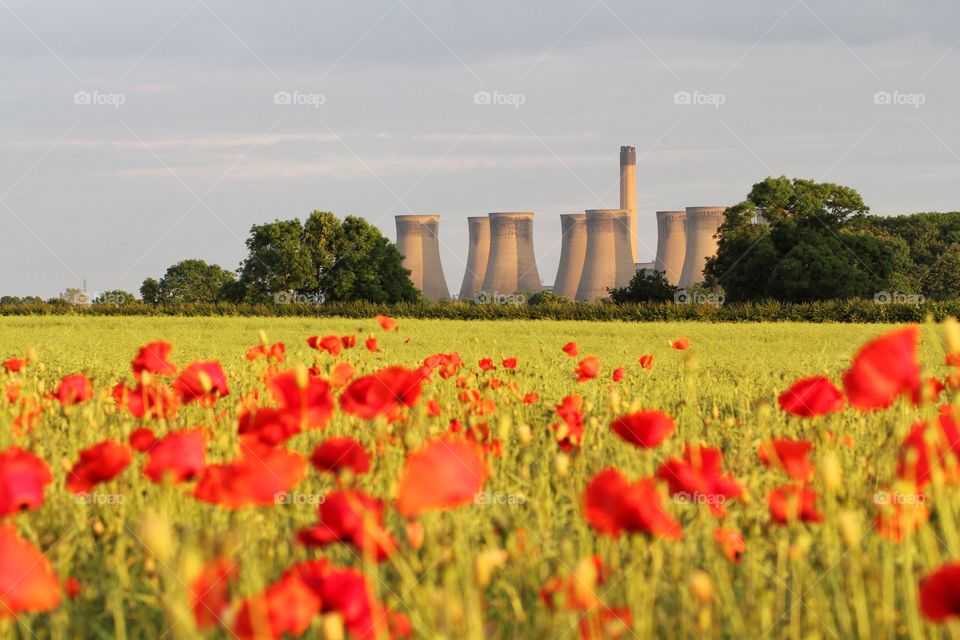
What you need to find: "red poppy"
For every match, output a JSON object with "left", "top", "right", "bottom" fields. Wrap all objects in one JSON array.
[
  {"left": 639, "top": 355, "right": 654, "bottom": 371},
  {"left": 63, "top": 577, "right": 80, "bottom": 599},
  {"left": 912, "top": 376, "right": 947, "bottom": 404},
  {"left": 875, "top": 493, "right": 928, "bottom": 543},
  {"left": 328, "top": 362, "right": 355, "bottom": 388},
  {"left": 579, "top": 607, "right": 633, "bottom": 640},
  {"left": 562, "top": 342, "right": 579, "bottom": 357},
  {"left": 310, "top": 437, "right": 370, "bottom": 476},
  {"left": 144, "top": 428, "right": 207, "bottom": 484},
  {"left": 502, "top": 357, "right": 517, "bottom": 369},
  {"left": 128, "top": 427, "right": 157, "bottom": 452},
  {"left": 896, "top": 405, "right": 960, "bottom": 488},
  {"left": 308, "top": 335, "right": 343, "bottom": 357},
  {"left": 0, "top": 447, "right": 52, "bottom": 516},
  {"left": 340, "top": 366, "right": 423, "bottom": 421},
  {"left": 3, "top": 357, "right": 26, "bottom": 373},
  {"left": 267, "top": 370, "right": 334, "bottom": 431},
  {"left": 553, "top": 395, "right": 585, "bottom": 451},
  {"left": 611, "top": 367, "right": 625, "bottom": 382},
  {"left": 0, "top": 523, "right": 61, "bottom": 618},
  {"left": 315, "top": 568, "right": 388, "bottom": 639},
  {"left": 523, "top": 393, "right": 539, "bottom": 404},
  {"left": 114, "top": 381, "right": 180, "bottom": 421},
  {"left": 671, "top": 337, "right": 690, "bottom": 350},
  {"left": 611, "top": 411, "right": 674, "bottom": 449},
  {"left": 478, "top": 358, "right": 495, "bottom": 372},
  {"left": 758, "top": 439, "right": 815, "bottom": 481},
  {"left": 397, "top": 436, "right": 488, "bottom": 516},
  {"left": 713, "top": 528, "right": 745, "bottom": 563},
  {"left": 376, "top": 315, "right": 398, "bottom": 331},
  {"left": 842, "top": 325, "right": 921, "bottom": 410},
  {"left": 233, "top": 571, "right": 321, "bottom": 640},
  {"left": 657, "top": 445, "right": 743, "bottom": 517},
  {"left": 778, "top": 376, "right": 845, "bottom": 417},
  {"left": 583, "top": 469, "right": 681, "bottom": 539},
  {"left": 920, "top": 562, "right": 960, "bottom": 622},
  {"left": 421, "top": 353, "right": 464, "bottom": 380},
  {"left": 131, "top": 341, "right": 177, "bottom": 377},
  {"left": 55, "top": 374, "right": 93, "bottom": 407},
  {"left": 190, "top": 557, "right": 239, "bottom": 629},
  {"left": 297, "top": 489, "right": 396, "bottom": 561},
  {"left": 173, "top": 361, "right": 229, "bottom": 405},
  {"left": 365, "top": 336, "right": 378, "bottom": 352},
  {"left": 245, "top": 342, "right": 285, "bottom": 363},
  {"left": 194, "top": 443, "right": 307, "bottom": 509},
  {"left": 341, "top": 334, "right": 357, "bottom": 349},
  {"left": 575, "top": 356, "right": 600, "bottom": 383},
  {"left": 66, "top": 440, "right": 132, "bottom": 494},
  {"left": 768, "top": 485, "right": 823, "bottom": 524}
]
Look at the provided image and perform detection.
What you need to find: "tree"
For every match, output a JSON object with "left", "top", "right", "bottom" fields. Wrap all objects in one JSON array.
[
  {"left": 921, "top": 243, "right": 960, "bottom": 300},
  {"left": 142, "top": 260, "right": 236, "bottom": 304},
  {"left": 93, "top": 290, "right": 137, "bottom": 305},
  {"left": 608, "top": 269, "right": 677, "bottom": 303},
  {"left": 140, "top": 278, "right": 161, "bottom": 305},
  {"left": 237, "top": 219, "right": 317, "bottom": 303}
]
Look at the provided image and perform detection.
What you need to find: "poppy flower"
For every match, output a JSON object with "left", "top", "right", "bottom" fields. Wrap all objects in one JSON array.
[
  {"left": 328, "top": 362, "right": 355, "bottom": 388},
  {"left": 233, "top": 571, "right": 321, "bottom": 640},
  {"left": 340, "top": 366, "right": 422, "bottom": 421},
  {"left": 553, "top": 395, "right": 585, "bottom": 451},
  {"left": 0, "top": 523, "right": 61, "bottom": 618},
  {"left": 523, "top": 393, "right": 539, "bottom": 404},
  {"left": 421, "top": 353, "right": 464, "bottom": 380},
  {"left": 245, "top": 342, "right": 285, "bottom": 363},
  {"left": 365, "top": 336, "right": 378, "bottom": 352},
  {"left": 55, "top": 374, "right": 93, "bottom": 407},
  {"left": 562, "top": 342, "right": 579, "bottom": 357},
  {"left": 3, "top": 358, "right": 26, "bottom": 373},
  {"left": 114, "top": 381, "right": 180, "bottom": 421},
  {"left": 63, "top": 577, "right": 80, "bottom": 599},
  {"left": 66, "top": 440, "right": 132, "bottom": 494},
  {"left": 310, "top": 438, "right": 370, "bottom": 476},
  {"left": 875, "top": 492, "right": 928, "bottom": 543},
  {"left": 0, "top": 447, "right": 52, "bottom": 516},
  {"left": 579, "top": 607, "right": 632, "bottom": 640},
  {"left": 713, "top": 528, "right": 745, "bottom": 563},
  {"left": 611, "top": 368, "right": 625, "bottom": 382},
  {"left": 131, "top": 341, "right": 177, "bottom": 377},
  {"left": 539, "top": 556, "right": 607, "bottom": 612},
  {"left": 671, "top": 337, "right": 690, "bottom": 350},
  {"left": 911, "top": 376, "right": 947, "bottom": 404},
  {"left": 920, "top": 562, "right": 960, "bottom": 622},
  {"left": 267, "top": 370, "right": 334, "bottom": 431},
  {"left": 194, "top": 444, "right": 307, "bottom": 509},
  {"left": 397, "top": 436, "right": 488, "bottom": 516},
  {"left": 315, "top": 568, "right": 387, "bottom": 639},
  {"left": 298, "top": 489, "right": 396, "bottom": 561},
  {"left": 842, "top": 325, "right": 921, "bottom": 411},
  {"left": 190, "top": 558, "right": 239, "bottom": 629},
  {"left": 896, "top": 405, "right": 960, "bottom": 488},
  {"left": 575, "top": 356, "right": 600, "bottom": 383},
  {"left": 639, "top": 355, "right": 654, "bottom": 371},
  {"left": 308, "top": 335, "right": 342, "bottom": 357},
  {"left": 143, "top": 428, "right": 207, "bottom": 484},
  {"left": 657, "top": 445, "right": 743, "bottom": 517},
  {"left": 129, "top": 427, "right": 157, "bottom": 452},
  {"left": 582, "top": 469, "right": 681, "bottom": 539},
  {"left": 611, "top": 411, "right": 674, "bottom": 449},
  {"left": 758, "top": 439, "right": 815, "bottom": 481},
  {"left": 173, "top": 362, "right": 229, "bottom": 406},
  {"left": 478, "top": 358, "right": 495, "bottom": 372},
  {"left": 778, "top": 376, "right": 844, "bottom": 417},
  {"left": 341, "top": 334, "right": 357, "bottom": 349},
  {"left": 502, "top": 357, "right": 517, "bottom": 369},
  {"left": 768, "top": 485, "right": 823, "bottom": 524},
  {"left": 376, "top": 315, "right": 398, "bottom": 331}
]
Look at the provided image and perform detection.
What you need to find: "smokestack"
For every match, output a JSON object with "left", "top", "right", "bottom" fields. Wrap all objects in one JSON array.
[
  {"left": 575, "top": 209, "right": 634, "bottom": 302},
  {"left": 480, "top": 212, "right": 543, "bottom": 295},
  {"left": 552, "top": 213, "right": 587, "bottom": 299},
  {"left": 395, "top": 215, "right": 449, "bottom": 300},
  {"left": 678, "top": 206, "right": 726, "bottom": 289},
  {"left": 458, "top": 216, "right": 490, "bottom": 301},
  {"left": 654, "top": 210, "right": 687, "bottom": 286},
  {"left": 620, "top": 146, "right": 637, "bottom": 262}
]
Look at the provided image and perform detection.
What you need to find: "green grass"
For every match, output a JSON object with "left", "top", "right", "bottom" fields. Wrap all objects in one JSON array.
[{"left": 0, "top": 317, "right": 954, "bottom": 639}]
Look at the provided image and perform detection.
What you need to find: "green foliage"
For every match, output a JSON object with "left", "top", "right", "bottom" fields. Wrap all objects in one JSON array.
[
  {"left": 141, "top": 259, "right": 236, "bottom": 304},
  {"left": 608, "top": 269, "right": 678, "bottom": 303},
  {"left": 92, "top": 290, "right": 137, "bottom": 305},
  {"left": 238, "top": 218, "right": 317, "bottom": 303}
]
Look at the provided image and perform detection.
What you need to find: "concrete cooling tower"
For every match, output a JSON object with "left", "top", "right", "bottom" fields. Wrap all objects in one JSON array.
[
  {"left": 552, "top": 213, "right": 587, "bottom": 299},
  {"left": 395, "top": 215, "right": 449, "bottom": 300},
  {"left": 678, "top": 206, "right": 726, "bottom": 288},
  {"left": 654, "top": 210, "right": 687, "bottom": 286},
  {"left": 620, "top": 146, "right": 637, "bottom": 262},
  {"left": 575, "top": 209, "right": 635, "bottom": 302},
  {"left": 480, "top": 212, "right": 543, "bottom": 295},
  {"left": 458, "top": 216, "right": 490, "bottom": 301}
]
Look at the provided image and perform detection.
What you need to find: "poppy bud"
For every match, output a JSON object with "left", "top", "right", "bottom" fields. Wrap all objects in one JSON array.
[
  {"left": 555, "top": 453, "right": 570, "bottom": 477},
  {"left": 406, "top": 520, "right": 424, "bottom": 550},
  {"left": 140, "top": 370, "right": 153, "bottom": 387},
  {"left": 821, "top": 451, "right": 842, "bottom": 493},
  {"left": 91, "top": 519, "right": 105, "bottom": 537},
  {"left": 475, "top": 548, "right": 508, "bottom": 588},
  {"left": 27, "top": 347, "right": 38, "bottom": 363},
  {"left": 498, "top": 415, "right": 511, "bottom": 442},
  {"left": 140, "top": 510, "right": 174, "bottom": 562},
  {"left": 688, "top": 570, "right": 714, "bottom": 605},
  {"left": 945, "top": 317, "right": 960, "bottom": 355},
  {"left": 838, "top": 510, "right": 862, "bottom": 548},
  {"left": 517, "top": 424, "right": 532, "bottom": 445},
  {"left": 258, "top": 329, "right": 269, "bottom": 346}
]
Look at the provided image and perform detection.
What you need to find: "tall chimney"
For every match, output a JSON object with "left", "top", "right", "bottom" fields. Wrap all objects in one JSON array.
[
  {"left": 552, "top": 213, "right": 587, "bottom": 299},
  {"left": 395, "top": 215, "right": 449, "bottom": 300},
  {"left": 458, "top": 216, "right": 490, "bottom": 301},
  {"left": 576, "top": 209, "right": 634, "bottom": 302},
  {"left": 481, "top": 212, "right": 543, "bottom": 295},
  {"left": 620, "top": 146, "right": 637, "bottom": 263},
  {"left": 654, "top": 210, "right": 687, "bottom": 286},
  {"left": 678, "top": 206, "right": 726, "bottom": 289}
]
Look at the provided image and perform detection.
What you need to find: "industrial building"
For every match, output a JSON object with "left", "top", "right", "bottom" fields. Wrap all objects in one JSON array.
[{"left": 394, "top": 147, "right": 727, "bottom": 301}]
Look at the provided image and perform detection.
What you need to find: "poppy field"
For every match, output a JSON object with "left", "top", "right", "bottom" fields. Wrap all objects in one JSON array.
[{"left": 3, "top": 315, "right": 960, "bottom": 639}]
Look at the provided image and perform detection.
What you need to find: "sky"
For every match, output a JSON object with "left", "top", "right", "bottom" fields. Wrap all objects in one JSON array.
[{"left": 2, "top": 0, "right": 959, "bottom": 298}]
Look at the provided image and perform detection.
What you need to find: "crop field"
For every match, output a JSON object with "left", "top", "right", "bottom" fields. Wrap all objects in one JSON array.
[{"left": 1, "top": 316, "right": 960, "bottom": 639}]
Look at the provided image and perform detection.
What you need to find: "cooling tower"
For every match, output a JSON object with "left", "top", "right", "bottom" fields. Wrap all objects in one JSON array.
[
  {"left": 395, "top": 215, "right": 449, "bottom": 300},
  {"left": 458, "top": 216, "right": 490, "bottom": 301},
  {"left": 620, "top": 146, "right": 638, "bottom": 262},
  {"left": 678, "top": 206, "right": 727, "bottom": 288},
  {"left": 552, "top": 213, "right": 587, "bottom": 299},
  {"left": 654, "top": 210, "right": 687, "bottom": 286},
  {"left": 480, "top": 212, "right": 543, "bottom": 295},
  {"left": 575, "top": 209, "right": 635, "bottom": 302}
]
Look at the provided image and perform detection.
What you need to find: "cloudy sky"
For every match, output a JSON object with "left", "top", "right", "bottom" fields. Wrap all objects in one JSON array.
[{"left": 2, "top": 0, "right": 959, "bottom": 298}]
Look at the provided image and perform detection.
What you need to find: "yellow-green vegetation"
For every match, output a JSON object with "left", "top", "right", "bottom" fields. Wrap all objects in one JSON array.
[{"left": 0, "top": 317, "right": 955, "bottom": 639}]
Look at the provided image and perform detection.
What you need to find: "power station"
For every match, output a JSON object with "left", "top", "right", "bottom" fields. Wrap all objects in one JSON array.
[{"left": 395, "top": 147, "right": 727, "bottom": 300}]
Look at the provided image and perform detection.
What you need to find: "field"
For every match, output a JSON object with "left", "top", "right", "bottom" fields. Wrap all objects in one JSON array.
[{"left": 0, "top": 316, "right": 958, "bottom": 639}]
